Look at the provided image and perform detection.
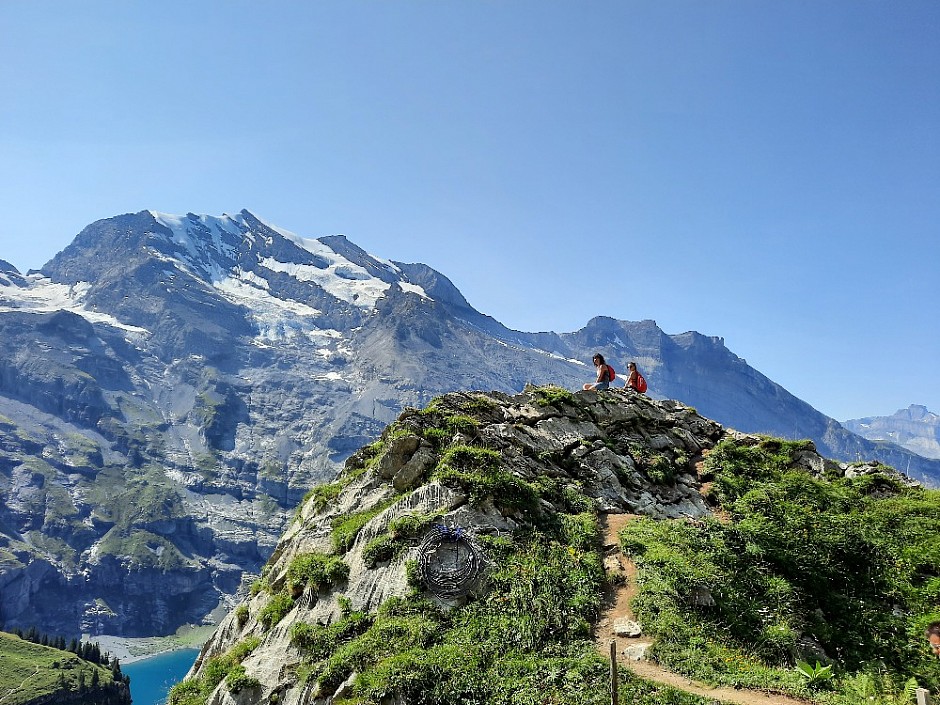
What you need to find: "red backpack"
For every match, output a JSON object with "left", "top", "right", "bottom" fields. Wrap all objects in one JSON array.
[
  {"left": 606, "top": 364, "right": 616, "bottom": 382},
  {"left": 635, "top": 373, "right": 647, "bottom": 393}
]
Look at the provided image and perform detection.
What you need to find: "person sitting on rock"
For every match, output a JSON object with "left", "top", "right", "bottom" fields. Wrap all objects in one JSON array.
[
  {"left": 625, "top": 361, "right": 644, "bottom": 393},
  {"left": 583, "top": 353, "right": 611, "bottom": 391}
]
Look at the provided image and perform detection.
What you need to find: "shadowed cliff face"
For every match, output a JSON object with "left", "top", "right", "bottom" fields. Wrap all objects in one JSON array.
[
  {"left": 184, "top": 387, "right": 907, "bottom": 705},
  {"left": 1, "top": 210, "right": 937, "bottom": 641}
]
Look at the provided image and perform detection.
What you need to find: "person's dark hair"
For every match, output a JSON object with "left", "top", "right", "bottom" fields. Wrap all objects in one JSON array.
[
  {"left": 593, "top": 353, "right": 606, "bottom": 365},
  {"left": 927, "top": 622, "right": 940, "bottom": 638},
  {"left": 628, "top": 361, "right": 637, "bottom": 370}
]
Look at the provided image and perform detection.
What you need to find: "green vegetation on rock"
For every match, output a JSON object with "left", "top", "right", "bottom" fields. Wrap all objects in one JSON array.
[
  {"left": 173, "top": 388, "right": 940, "bottom": 705},
  {"left": 532, "top": 384, "right": 575, "bottom": 407},
  {"left": 168, "top": 637, "right": 260, "bottom": 705},
  {"left": 434, "top": 445, "right": 539, "bottom": 510}
]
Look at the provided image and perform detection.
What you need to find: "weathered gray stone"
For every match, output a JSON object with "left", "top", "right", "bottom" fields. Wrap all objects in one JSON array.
[
  {"left": 534, "top": 416, "right": 604, "bottom": 450},
  {"left": 622, "top": 642, "right": 652, "bottom": 661},
  {"left": 376, "top": 434, "right": 421, "bottom": 479},
  {"left": 392, "top": 443, "right": 437, "bottom": 492},
  {"left": 613, "top": 618, "right": 643, "bottom": 637}
]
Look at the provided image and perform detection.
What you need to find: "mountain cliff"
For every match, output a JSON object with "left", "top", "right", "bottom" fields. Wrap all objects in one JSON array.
[{"left": 1, "top": 209, "right": 937, "bottom": 641}]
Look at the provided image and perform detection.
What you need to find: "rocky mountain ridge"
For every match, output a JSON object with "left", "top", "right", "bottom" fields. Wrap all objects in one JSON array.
[
  {"left": 844, "top": 404, "right": 940, "bottom": 460},
  {"left": 1, "top": 209, "right": 937, "bottom": 641},
  {"left": 179, "top": 386, "right": 910, "bottom": 705}
]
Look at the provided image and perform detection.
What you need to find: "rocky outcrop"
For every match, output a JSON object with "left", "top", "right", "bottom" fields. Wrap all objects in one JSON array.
[
  {"left": 180, "top": 388, "right": 731, "bottom": 703},
  {"left": 183, "top": 386, "right": 896, "bottom": 704}
]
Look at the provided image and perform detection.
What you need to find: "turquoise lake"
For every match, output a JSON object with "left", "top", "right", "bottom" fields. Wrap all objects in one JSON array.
[{"left": 122, "top": 648, "right": 200, "bottom": 705}]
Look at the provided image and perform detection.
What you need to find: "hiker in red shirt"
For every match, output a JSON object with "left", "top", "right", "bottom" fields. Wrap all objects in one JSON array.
[{"left": 625, "top": 362, "right": 647, "bottom": 394}]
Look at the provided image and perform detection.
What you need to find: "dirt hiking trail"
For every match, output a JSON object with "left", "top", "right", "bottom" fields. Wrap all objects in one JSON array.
[{"left": 595, "top": 513, "right": 813, "bottom": 705}]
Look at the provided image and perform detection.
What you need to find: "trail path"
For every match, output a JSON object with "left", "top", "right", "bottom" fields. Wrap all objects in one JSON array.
[
  {"left": 0, "top": 665, "right": 42, "bottom": 705},
  {"left": 595, "top": 513, "right": 813, "bottom": 705}
]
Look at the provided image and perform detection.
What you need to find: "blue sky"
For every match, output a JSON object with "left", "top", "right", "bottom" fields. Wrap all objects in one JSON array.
[{"left": 1, "top": 1, "right": 937, "bottom": 422}]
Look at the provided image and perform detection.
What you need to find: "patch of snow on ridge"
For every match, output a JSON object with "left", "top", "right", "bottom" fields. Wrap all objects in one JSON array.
[
  {"left": 399, "top": 281, "right": 431, "bottom": 299},
  {"left": 150, "top": 211, "right": 245, "bottom": 270},
  {"left": 212, "top": 271, "right": 346, "bottom": 343},
  {"left": 0, "top": 276, "right": 149, "bottom": 335},
  {"left": 259, "top": 255, "right": 390, "bottom": 309}
]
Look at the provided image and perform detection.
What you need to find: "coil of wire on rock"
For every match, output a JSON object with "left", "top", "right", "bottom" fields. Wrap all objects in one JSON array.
[{"left": 416, "top": 524, "right": 482, "bottom": 599}]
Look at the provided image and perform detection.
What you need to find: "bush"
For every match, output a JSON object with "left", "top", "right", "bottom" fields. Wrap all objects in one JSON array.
[
  {"left": 621, "top": 438, "right": 940, "bottom": 696},
  {"left": 435, "top": 445, "right": 538, "bottom": 510},
  {"left": 259, "top": 592, "right": 295, "bottom": 630},
  {"left": 286, "top": 552, "right": 349, "bottom": 593}
]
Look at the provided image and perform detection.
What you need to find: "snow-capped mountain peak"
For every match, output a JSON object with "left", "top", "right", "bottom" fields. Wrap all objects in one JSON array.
[{"left": 147, "top": 209, "right": 431, "bottom": 313}]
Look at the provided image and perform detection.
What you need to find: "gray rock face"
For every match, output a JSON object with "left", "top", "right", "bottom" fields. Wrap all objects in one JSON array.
[{"left": 2, "top": 209, "right": 938, "bottom": 640}]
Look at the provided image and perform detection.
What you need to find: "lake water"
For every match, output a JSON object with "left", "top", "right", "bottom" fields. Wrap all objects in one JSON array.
[{"left": 122, "top": 648, "right": 200, "bottom": 705}]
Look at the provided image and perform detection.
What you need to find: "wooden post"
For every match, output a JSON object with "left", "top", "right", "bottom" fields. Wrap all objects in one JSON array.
[
  {"left": 917, "top": 687, "right": 932, "bottom": 705},
  {"left": 609, "top": 639, "right": 618, "bottom": 705}
]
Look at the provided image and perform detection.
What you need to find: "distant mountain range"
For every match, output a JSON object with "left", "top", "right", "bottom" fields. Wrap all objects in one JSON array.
[
  {"left": 844, "top": 405, "right": 940, "bottom": 460},
  {"left": 1, "top": 209, "right": 937, "bottom": 639}
]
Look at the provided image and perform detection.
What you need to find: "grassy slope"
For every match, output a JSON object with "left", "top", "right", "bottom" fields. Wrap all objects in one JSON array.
[
  {"left": 0, "top": 631, "right": 116, "bottom": 704},
  {"left": 622, "top": 437, "right": 940, "bottom": 704}
]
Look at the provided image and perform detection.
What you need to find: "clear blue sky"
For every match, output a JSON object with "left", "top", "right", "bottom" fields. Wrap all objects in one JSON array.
[{"left": 1, "top": 1, "right": 937, "bottom": 422}]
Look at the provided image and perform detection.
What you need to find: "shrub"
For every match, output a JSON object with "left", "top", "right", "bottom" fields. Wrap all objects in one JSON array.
[
  {"left": 259, "top": 592, "right": 295, "bottom": 630},
  {"left": 532, "top": 385, "right": 574, "bottom": 407},
  {"left": 435, "top": 445, "right": 538, "bottom": 510},
  {"left": 286, "top": 552, "right": 349, "bottom": 593}
]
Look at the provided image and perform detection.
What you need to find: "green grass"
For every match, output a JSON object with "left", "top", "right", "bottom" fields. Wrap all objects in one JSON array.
[
  {"left": 97, "top": 528, "right": 194, "bottom": 570},
  {"left": 0, "top": 632, "right": 116, "bottom": 705},
  {"left": 361, "top": 511, "right": 444, "bottom": 568},
  {"left": 286, "top": 552, "right": 350, "bottom": 593},
  {"left": 532, "top": 384, "right": 575, "bottom": 407},
  {"left": 331, "top": 497, "right": 399, "bottom": 553},
  {"left": 434, "top": 445, "right": 539, "bottom": 510},
  {"left": 259, "top": 591, "right": 296, "bottom": 630}
]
